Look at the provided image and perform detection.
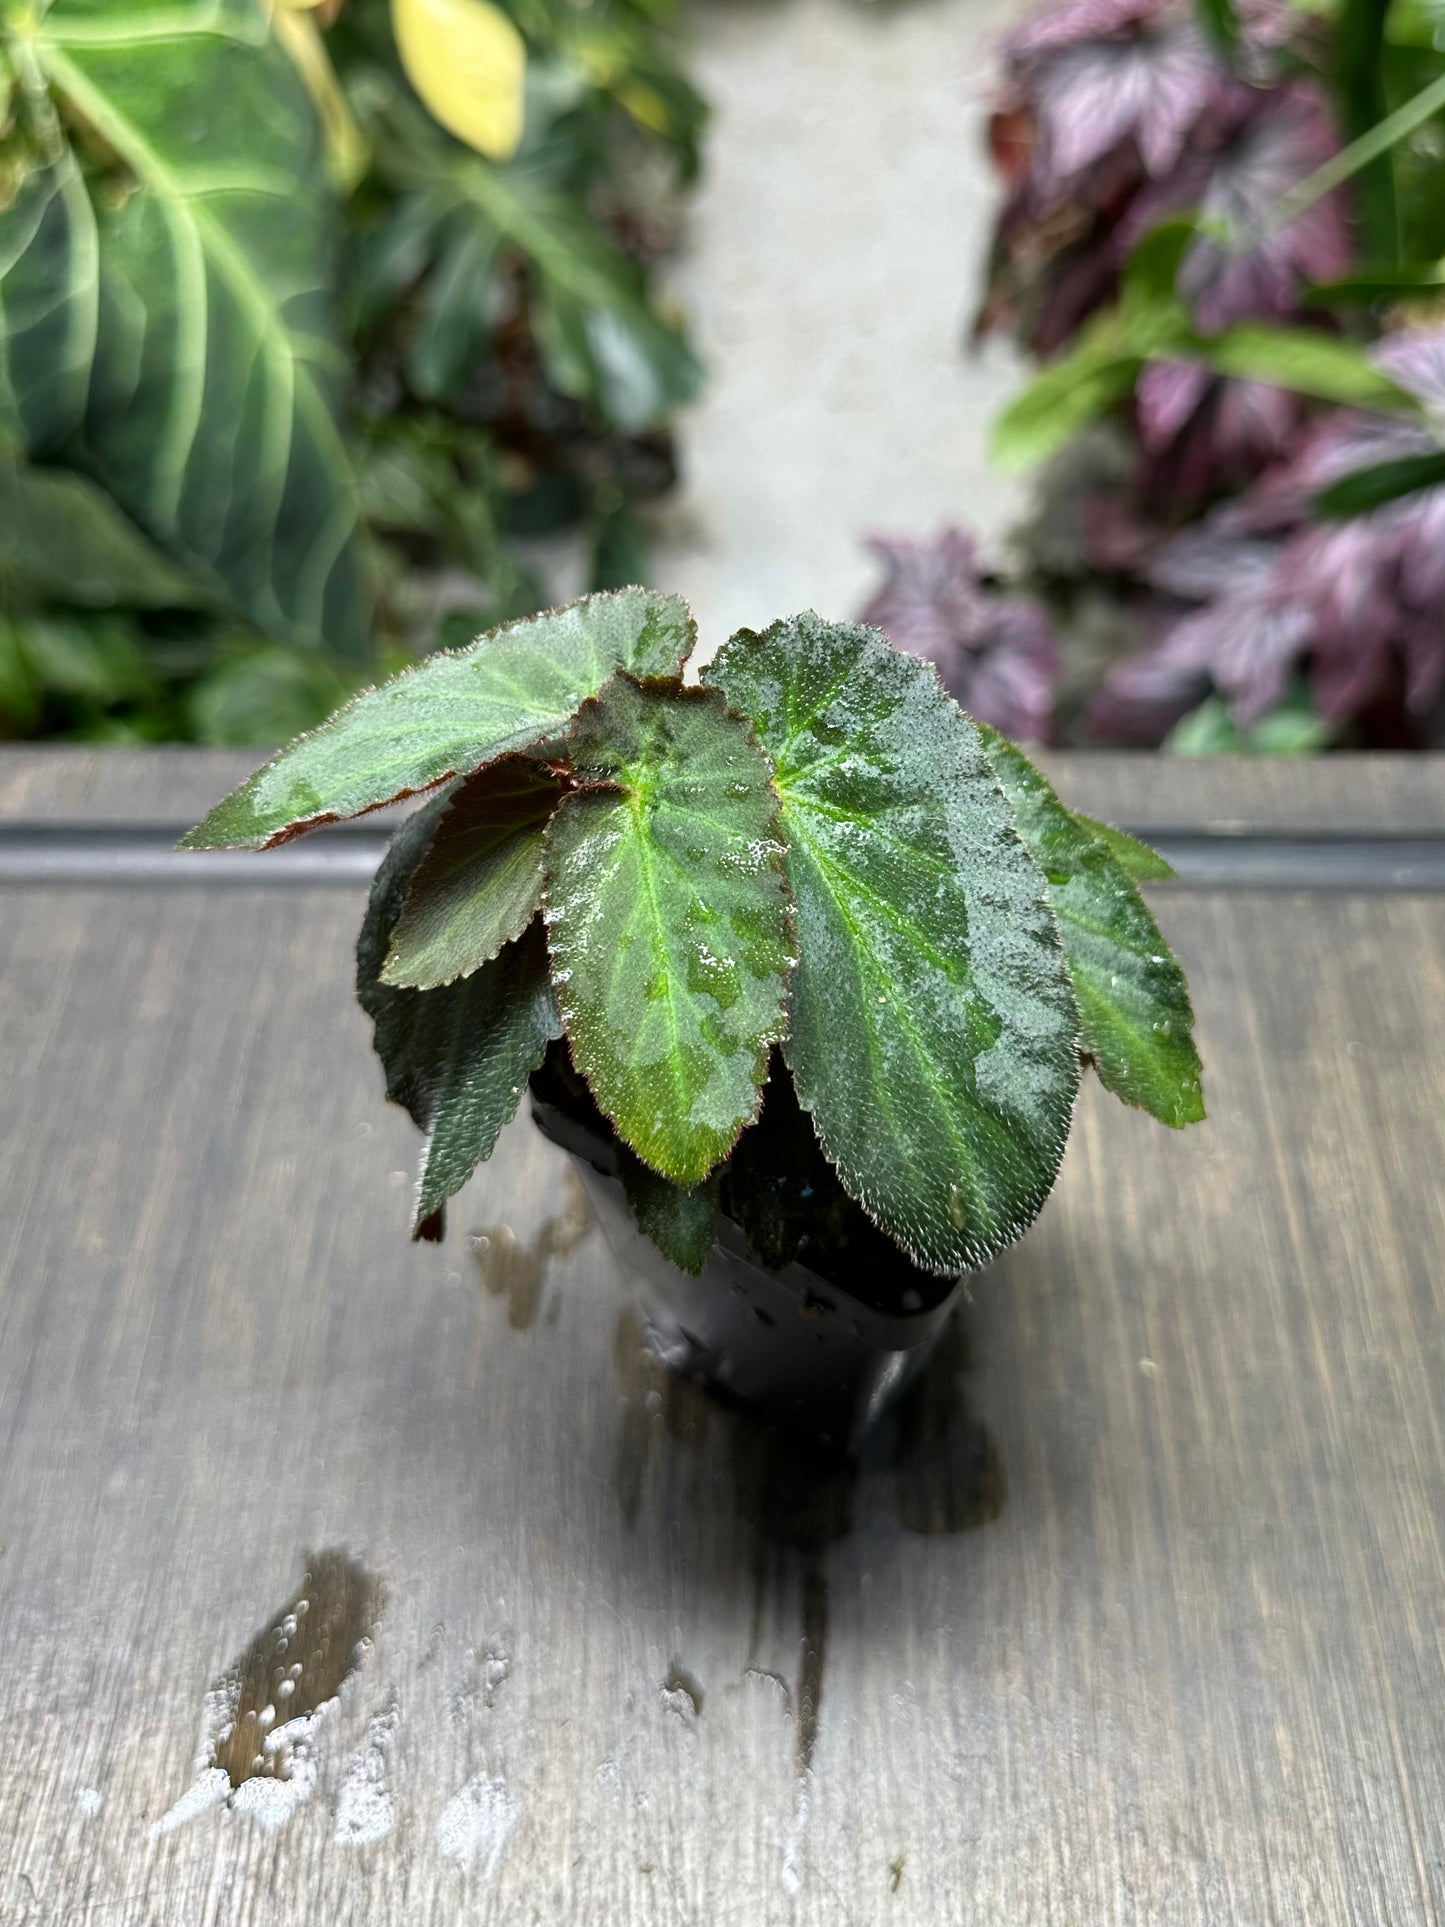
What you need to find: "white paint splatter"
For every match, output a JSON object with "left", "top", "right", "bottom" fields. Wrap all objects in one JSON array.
[
  {"left": 781, "top": 1769, "right": 814, "bottom": 1898},
  {"left": 153, "top": 1709, "right": 328, "bottom": 1837},
  {"left": 227, "top": 1713, "right": 323, "bottom": 1830},
  {"left": 334, "top": 1704, "right": 400, "bottom": 1847},
  {"left": 75, "top": 1788, "right": 102, "bottom": 1819},
  {"left": 153, "top": 1767, "right": 231, "bottom": 1837},
  {"left": 436, "top": 1774, "right": 521, "bottom": 1877}
]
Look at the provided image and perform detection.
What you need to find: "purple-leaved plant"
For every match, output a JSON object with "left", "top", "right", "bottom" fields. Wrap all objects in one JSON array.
[
  {"left": 1092, "top": 330, "right": 1445, "bottom": 744},
  {"left": 980, "top": 0, "right": 1351, "bottom": 518},
  {"left": 856, "top": 529, "right": 1059, "bottom": 742}
]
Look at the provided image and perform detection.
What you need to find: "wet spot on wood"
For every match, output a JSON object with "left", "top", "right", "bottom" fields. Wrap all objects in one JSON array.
[
  {"left": 609, "top": 1304, "right": 1005, "bottom": 1815},
  {"left": 613, "top": 1309, "right": 713, "bottom": 1523},
  {"left": 470, "top": 1173, "right": 590, "bottom": 1330},
  {"left": 889, "top": 1318, "right": 1006, "bottom": 1535},
  {"left": 212, "top": 1548, "right": 382, "bottom": 1789},
  {"left": 450, "top": 1641, "right": 512, "bottom": 1725},
  {"left": 156, "top": 1548, "right": 383, "bottom": 1834},
  {"left": 795, "top": 1560, "right": 828, "bottom": 1779}
]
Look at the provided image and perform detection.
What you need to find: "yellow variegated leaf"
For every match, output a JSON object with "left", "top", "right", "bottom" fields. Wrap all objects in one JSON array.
[{"left": 391, "top": 0, "right": 526, "bottom": 161}]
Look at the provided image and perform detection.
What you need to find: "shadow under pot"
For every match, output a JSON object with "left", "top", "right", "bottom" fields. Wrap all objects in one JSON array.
[{"left": 529, "top": 1045, "right": 965, "bottom": 1455}]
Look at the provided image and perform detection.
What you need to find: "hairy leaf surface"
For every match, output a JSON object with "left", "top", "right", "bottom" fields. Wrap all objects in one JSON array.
[
  {"left": 543, "top": 676, "right": 792, "bottom": 1186},
  {"left": 980, "top": 727, "right": 1204, "bottom": 1129},
  {"left": 1072, "top": 813, "right": 1176, "bottom": 882},
  {"left": 182, "top": 589, "right": 694, "bottom": 849},
  {"left": 384, "top": 760, "right": 559, "bottom": 989},
  {"left": 358, "top": 793, "right": 561, "bottom": 1232},
  {"left": 705, "top": 616, "right": 1079, "bottom": 1274},
  {"left": 616, "top": 1148, "right": 718, "bottom": 1276},
  {"left": 1, "top": 0, "right": 367, "bottom": 654}
]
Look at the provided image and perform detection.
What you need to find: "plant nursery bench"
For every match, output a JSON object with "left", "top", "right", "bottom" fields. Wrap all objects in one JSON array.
[{"left": 2, "top": 747, "right": 1444, "bottom": 1926}]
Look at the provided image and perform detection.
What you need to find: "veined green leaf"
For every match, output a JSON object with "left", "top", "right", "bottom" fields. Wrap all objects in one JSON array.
[
  {"left": 407, "top": 221, "right": 503, "bottom": 400},
  {"left": 360, "top": 75, "right": 701, "bottom": 432},
  {"left": 990, "top": 339, "right": 1145, "bottom": 472},
  {"left": 1312, "top": 450, "right": 1445, "bottom": 516},
  {"left": 181, "top": 588, "right": 694, "bottom": 849},
  {"left": 1310, "top": 263, "right": 1445, "bottom": 302},
  {"left": 616, "top": 1146, "right": 717, "bottom": 1275},
  {"left": 543, "top": 675, "right": 793, "bottom": 1186},
  {"left": 0, "top": 151, "right": 97, "bottom": 450},
  {"left": 383, "top": 758, "right": 559, "bottom": 989},
  {"left": 1165, "top": 686, "right": 1332, "bottom": 755},
  {"left": 980, "top": 727, "right": 1204, "bottom": 1130},
  {"left": 706, "top": 617, "right": 1080, "bottom": 1274},
  {"left": 1073, "top": 814, "right": 1176, "bottom": 883},
  {"left": 357, "top": 791, "right": 561, "bottom": 1234},
  {"left": 1, "top": 0, "right": 369, "bottom": 655},
  {"left": 1186, "top": 325, "right": 1415, "bottom": 412},
  {"left": 0, "top": 438, "right": 199, "bottom": 607},
  {"left": 439, "top": 165, "right": 702, "bottom": 433}
]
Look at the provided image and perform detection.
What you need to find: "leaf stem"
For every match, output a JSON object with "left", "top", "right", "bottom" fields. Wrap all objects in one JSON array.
[{"left": 1263, "top": 68, "right": 1445, "bottom": 241}]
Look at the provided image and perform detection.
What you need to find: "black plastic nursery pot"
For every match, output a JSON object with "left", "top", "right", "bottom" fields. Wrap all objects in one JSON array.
[{"left": 529, "top": 1059, "right": 966, "bottom": 1454}]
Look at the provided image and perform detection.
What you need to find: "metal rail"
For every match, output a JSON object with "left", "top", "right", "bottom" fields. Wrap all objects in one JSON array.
[{"left": 4, "top": 822, "right": 1445, "bottom": 888}]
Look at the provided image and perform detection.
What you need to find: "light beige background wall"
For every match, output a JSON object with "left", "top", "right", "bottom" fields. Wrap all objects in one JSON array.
[{"left": 652, "top": 0, "right": 1031, "bottom": 655}]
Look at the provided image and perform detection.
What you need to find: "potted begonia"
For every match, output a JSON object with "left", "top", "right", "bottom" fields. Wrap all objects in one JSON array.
[{"left": 184, "top": 590, "right": 1203, "bottom": 1446}]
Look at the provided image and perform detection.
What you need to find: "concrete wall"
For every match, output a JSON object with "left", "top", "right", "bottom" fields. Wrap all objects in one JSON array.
[{"left": 651, "top": 0, "right": 1031, "bottom": 656}]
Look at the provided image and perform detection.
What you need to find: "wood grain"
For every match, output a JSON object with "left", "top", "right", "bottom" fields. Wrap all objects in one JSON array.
[{"left": 1, "top": 758, "right": 1444, "bottom": 1923}]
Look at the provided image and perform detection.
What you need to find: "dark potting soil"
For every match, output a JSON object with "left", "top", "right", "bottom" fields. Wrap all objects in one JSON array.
[{"left": 530, "top": 1043, "right": 954, "bottom": 1320}]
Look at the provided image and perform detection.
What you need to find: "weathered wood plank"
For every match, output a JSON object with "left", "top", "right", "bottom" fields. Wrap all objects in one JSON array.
[
  {"left": 5, "top": 744, "right": 1445, "bottom": 837},
  {"left": 1, "top": 857, "right": 1443, "bottom": 1923}
]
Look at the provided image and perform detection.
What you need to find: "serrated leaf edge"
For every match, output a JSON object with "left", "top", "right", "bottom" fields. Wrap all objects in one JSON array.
[
  {"left": 707, "top": 617, "right": 1082, "bottom": 1275},
  {"left": 178, "top": 587, "right": 697, "bottom": 851},
  {"left": 976, "top": 728, "right": 1204, "bottom": 1131},
  {"left": 408, "top": 924, "right": 563, "bottom": 1236}
]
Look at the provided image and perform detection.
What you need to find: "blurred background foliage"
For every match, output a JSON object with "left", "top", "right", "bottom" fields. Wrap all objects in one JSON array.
[
  {"left": 861, "top": 0, "right": 1445, "bottom": 751},
  {"left": 4, "top": 0, "right": 1445, "bottom": 752},
  {"left": 0, "top": 0, "right": 702, "bottom": 743}
]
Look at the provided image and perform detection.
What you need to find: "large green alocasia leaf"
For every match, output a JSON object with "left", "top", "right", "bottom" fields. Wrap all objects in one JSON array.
[
  {"left": 0, "top": 0, "right": 366, "bottom": 655},
  {"left": 383, "top": 759, "right": 559, "bottom": 989},
  {"left": 0, "top": 151, "right": 96, "bottom": 451},
  {"left": 181, "top": 588, "right": 695, "bottom": 849},
  {"left": 0, "top": 439, "right": 199, "bottom": 607},
  {"left": 357, "top": 789, "right": 561, "bottom": 1235},
  {"left": 979, "top": 727, "right": 1205, "bottom": 1130},
  {"left": 543, "top": 675, "right": 793, "bottom": 1186},
  {"left": 705, "top": 616, "right": 1080, "bottom": 1275}
]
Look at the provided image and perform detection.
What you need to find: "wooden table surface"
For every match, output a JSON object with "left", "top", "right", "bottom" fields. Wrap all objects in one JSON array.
[{"left": 3, "top": 749, "right": 1444, "bottom": 1926}]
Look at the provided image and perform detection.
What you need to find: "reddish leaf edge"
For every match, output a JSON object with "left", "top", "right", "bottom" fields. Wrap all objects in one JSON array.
[{"left": 177, "top": 587, "right": 698, "bottom": 852}]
